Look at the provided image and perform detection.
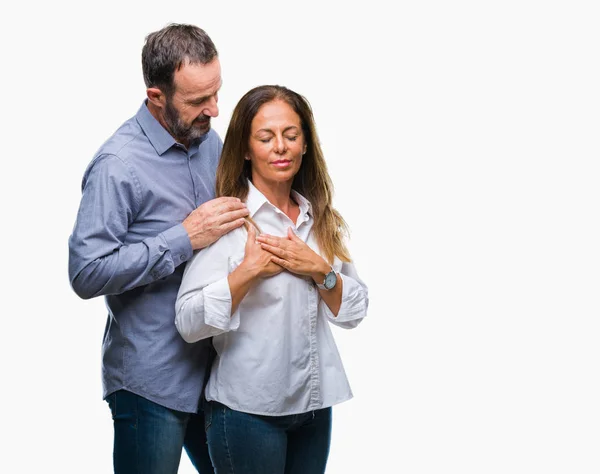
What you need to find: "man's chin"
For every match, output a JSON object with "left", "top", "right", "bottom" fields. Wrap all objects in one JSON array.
[
  {"left": 194, "top": 122, "right": 211, "bottom": 134},
  {"left": 185, "top": 124, "right": 210, "bottom": 142}
]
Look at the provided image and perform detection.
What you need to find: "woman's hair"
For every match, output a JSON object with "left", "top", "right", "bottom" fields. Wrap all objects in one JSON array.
[{"left": 216, "top": 85, "right": 350, "bottom": 263}]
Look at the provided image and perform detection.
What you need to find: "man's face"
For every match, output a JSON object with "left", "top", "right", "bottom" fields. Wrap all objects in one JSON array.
[{"left": 164, "top": 58, "right": 221, "bottom": 144}]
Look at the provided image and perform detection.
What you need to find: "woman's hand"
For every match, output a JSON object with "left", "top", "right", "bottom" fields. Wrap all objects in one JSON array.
[
  {"left": 239, "top": 224, "right": 284, "bottom": 279},
  {"left": 228, "top": 224, "right": 283, "bottom": 314},
  {"left": 256, "top": 227, "right": 330, "bottom": 283}
]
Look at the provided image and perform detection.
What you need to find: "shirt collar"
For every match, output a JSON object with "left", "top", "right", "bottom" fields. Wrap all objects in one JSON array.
[
  {"left": 291, "top": 188, "right": 313, "bottom": 218},
  {"left": 135, "top": 101, "right": 177, "bottom": 156},
  {"left": 246, "top": 180, "right": 313, "bottom": 218},
  {"left": 135, "top": 100, "right": 207, "bottom": 156}
]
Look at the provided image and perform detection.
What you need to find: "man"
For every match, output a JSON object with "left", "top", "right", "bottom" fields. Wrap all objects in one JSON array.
[{"left": 68, "top": 24, "right": 248, "bottom": 473}]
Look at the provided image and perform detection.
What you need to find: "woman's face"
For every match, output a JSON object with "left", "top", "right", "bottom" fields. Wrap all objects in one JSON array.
[{"left": 247, "top": 99, "right": 307, "bottom": 190}]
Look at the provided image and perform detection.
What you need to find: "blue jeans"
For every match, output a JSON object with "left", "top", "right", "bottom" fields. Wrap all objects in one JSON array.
[
  {"left": 106, "top": 390, "right": 213, "bottom": 474},
  {"left": 205, "top": 401, "right": 332, "bottom": 474}
]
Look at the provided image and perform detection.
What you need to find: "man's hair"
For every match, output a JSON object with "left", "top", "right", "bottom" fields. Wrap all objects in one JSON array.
[
  {"left": 142, "top": 23, "right": 218, "bottom": 97},
  {"left": 216, "top": 85, "right": 351, "bottom": 264}
]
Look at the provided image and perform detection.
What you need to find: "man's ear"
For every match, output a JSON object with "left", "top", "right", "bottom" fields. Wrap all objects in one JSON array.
[{"left": 146, "top": 87, "right": 165, "bottom": 108}]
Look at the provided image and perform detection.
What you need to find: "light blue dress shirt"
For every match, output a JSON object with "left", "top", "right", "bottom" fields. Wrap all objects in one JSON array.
[{"left": 68, "top": 101, "right": 222, "bottom": 413}]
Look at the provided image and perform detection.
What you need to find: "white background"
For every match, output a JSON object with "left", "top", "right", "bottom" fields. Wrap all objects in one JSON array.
[{"left": 1, "top": 0, "right": 599, "bottom": 473}]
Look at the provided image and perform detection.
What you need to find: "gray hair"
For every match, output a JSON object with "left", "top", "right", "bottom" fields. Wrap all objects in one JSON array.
[{"left": 141, "top": 23, "right": 218, "bottom": 97}]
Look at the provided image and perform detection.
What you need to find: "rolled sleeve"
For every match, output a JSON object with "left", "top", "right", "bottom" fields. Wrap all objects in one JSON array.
[
  {"left": 176, "top": 276, "right": 240, "bottom": 343},
  {"left": 203, "top": 277, "right": 240, "bottom": 332},
  {"left": 175, "top": 230, "right": 243, "bottom": 343},
  {"left": 321, "top": 262, "right": 369, "bottom": 329}
]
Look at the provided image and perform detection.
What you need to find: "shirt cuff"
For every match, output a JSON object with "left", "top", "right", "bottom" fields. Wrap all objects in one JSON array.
[
  {"left": 324, "top": 274, "right": 368, "bottom": 323},
  {"left": 202, "top": 276, "right": 241, "bottom": 332},
  {"left": 162, "top": 224, "right": 193, "bottom": 265}
]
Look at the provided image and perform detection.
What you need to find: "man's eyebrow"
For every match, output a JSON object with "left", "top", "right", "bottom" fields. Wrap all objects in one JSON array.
[
  {"left": 186, "top": 81, "right": 223, "bottom": 104},
  {"left": 186, "top": 95, "right": 211, "bottom": 104}
]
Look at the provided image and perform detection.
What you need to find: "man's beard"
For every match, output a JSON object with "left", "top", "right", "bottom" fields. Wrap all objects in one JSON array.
[{"left": 164, "top": 99, "right": 211, "bottom": 144}]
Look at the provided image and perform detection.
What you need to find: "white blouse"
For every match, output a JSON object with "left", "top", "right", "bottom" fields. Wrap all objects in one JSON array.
[{"left": 175, "top": 181, "right": 369, "bottom": 416}]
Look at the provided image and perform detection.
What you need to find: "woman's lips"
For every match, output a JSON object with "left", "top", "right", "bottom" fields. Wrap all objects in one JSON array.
[{"left": 271, "top": 160, "right": 291, "bottom": 168}]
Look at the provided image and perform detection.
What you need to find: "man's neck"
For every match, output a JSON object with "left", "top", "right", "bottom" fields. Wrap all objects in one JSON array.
[{"left": 146, "top": 101, "right": 189, "bottom": 148}]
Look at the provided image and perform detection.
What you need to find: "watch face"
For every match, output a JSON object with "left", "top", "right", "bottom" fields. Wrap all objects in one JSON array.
[{"left": 324, "top": 271, "right": 337, "bottom": 290}]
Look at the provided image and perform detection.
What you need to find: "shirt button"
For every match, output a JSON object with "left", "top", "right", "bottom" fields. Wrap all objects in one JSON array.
[{"left": 180, "top": 255, "right": 185, "bottom": 261}]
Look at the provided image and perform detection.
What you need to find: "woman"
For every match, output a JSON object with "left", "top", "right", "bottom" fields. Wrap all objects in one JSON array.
[{"left": 175, "top": 85, "right": 369, "bottom": 474}]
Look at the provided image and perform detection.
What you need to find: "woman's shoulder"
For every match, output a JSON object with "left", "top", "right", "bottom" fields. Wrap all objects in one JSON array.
[{"left": 189, "top": 224, "right": 247, "bottom": 260}]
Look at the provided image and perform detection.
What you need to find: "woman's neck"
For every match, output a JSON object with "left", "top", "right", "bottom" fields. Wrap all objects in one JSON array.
[{"left": 252, "top": 179, "right": 298, "bottom": 220}]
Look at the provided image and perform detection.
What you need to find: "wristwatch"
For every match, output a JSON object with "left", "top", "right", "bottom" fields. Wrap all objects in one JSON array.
[{"left": 316, "top": 266, "right": 337, "bottom": 290}]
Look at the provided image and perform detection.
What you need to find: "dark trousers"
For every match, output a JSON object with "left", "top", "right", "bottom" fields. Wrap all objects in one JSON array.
[
  {"left": 205, "top": 400, "right": 332, "bottom": 474},
  {"left": 106, "top": 390, "right": 213, "bottom": 474}
]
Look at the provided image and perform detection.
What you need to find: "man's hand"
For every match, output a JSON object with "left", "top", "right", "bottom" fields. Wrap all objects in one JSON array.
[{"left": 183, "top": 197, "right": 249, "bottom": 250}]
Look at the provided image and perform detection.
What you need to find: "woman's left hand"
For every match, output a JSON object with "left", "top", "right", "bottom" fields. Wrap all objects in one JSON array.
[{"left": 256, "top": 227, "right": 329, "bottom": 279}]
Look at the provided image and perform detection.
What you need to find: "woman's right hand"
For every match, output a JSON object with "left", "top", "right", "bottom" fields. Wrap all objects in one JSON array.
[{"left": 240, "top": 224, "right": 284, "bottom": 279}]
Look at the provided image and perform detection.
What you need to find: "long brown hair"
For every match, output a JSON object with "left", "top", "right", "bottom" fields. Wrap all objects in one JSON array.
[{"left": 216, "top": 85, "right": 350, "bottom": 263}]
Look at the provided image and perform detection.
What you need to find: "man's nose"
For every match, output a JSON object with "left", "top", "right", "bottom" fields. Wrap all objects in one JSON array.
[{"left": 203, "top": 97, "right": 219, "bottom": 117}]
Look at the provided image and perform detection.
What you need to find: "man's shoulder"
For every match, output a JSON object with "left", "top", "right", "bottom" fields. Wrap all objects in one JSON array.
[
  {"left": 96, "top": 114, "right": 146, "bottom": 159},
  {"left": 79, "top": 114, "right": 146, "bottom": 184}
]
